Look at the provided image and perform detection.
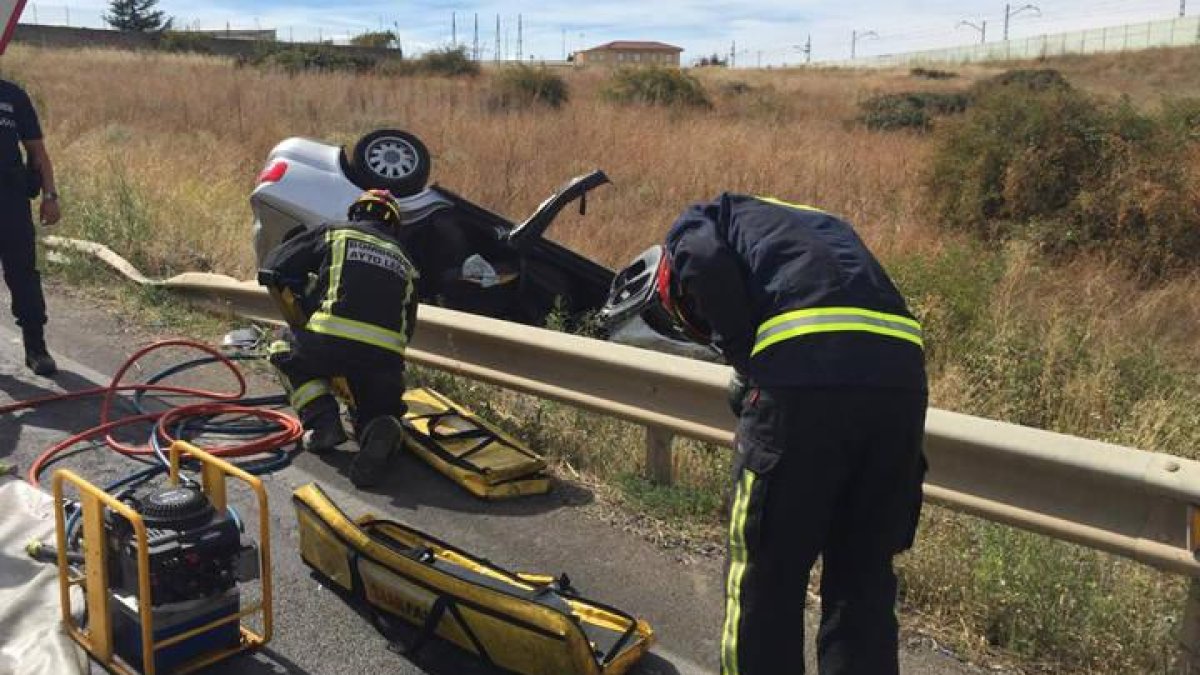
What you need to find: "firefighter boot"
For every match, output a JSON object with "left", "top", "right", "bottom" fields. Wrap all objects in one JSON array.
[
  {"left": 349, "top": 415, "right": 404, "bottom": 488},
  {"left": 302, "top": 411, "right": 348, "bottom": 454},
  {"left": 23, "top": 329, "right": 57, "bottom": 377}
]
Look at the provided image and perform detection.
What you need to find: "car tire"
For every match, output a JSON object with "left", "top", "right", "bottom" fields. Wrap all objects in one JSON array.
[{"left": 346, "top": 129, "right": 431, "bottom": 196}]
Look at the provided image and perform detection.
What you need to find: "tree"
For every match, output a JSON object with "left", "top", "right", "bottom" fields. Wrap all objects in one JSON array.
[
  {"left": 694, "top": 53, "right": 728, "bottom": 67},
  {"left": 104, "top": 0, "right": 172, "bottom": 32},
  {"left": 350, "top": 31, "right": 398, "bottom": 50}
]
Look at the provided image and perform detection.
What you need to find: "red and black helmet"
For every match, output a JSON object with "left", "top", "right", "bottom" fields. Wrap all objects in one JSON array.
[
  {"left": 347, "top": 189, "right": 403, "bottom": 227},
  {"left": 601, "top": 245, "right": 713, "bottom": 345}
]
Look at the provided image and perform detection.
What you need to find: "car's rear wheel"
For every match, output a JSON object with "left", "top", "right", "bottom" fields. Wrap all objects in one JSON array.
[{"left": 346, "top": 129, "right": 431, "bottom": 196}]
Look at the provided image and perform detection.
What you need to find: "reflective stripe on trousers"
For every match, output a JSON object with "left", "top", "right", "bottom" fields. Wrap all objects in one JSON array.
[
  {"left": 290, "top": 379, "right": 332, "bottom": 412},
  {"left": 306, "top": 312, "right": 408, "bottom": 355},
  {"left": 721, "top": 469, "right": 757, "bottom": 675},
  {"left": 753, "top": 307, "right": 923, "bottom": 356}
]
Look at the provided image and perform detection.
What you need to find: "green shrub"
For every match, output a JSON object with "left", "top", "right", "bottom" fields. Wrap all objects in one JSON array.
[
  {"left": 419, "top": 46, "right": 479, "bottom": 77},
  {"left": 602, "top": 67, "right": 710, "bottom": 108},
  {"left": 156, "top": 31, "right": 212, "bottom": 55},
  {"left": 973, "top": 68, "right": 1072, "bottom": 94},
  {"left": 859, "top": 92, "right": 969, "bottom": 131},
  {"left": 910, "top": 67, "right": 957, "bottom": 80},
  {"left": 489, "top": 64, "right": 569, "bottom": 109},
  {"left": 1160, "top": 97, "right": 1200, "bottom": 140},
  {"left": 926, "top": 77, "right": 1200, "bottom": 278},
  {"left": 245, "top": 45, "right": 377, "bottom": 74}
]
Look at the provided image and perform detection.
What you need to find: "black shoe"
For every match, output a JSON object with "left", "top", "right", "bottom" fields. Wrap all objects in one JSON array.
[
  {"left": 25, "top": 351, "right": 57, "bottom": 377},
  {"left": 302, "top": 422, "right": 348, "bottom": 454},
  {"left": 349, "top": 416, "right": 404, "bottom": 488}
]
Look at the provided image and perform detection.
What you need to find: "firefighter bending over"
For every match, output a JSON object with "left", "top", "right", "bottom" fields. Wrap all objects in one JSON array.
[
  {"left": 607, "top": 194, "right": 928, "bottom": 675},
  {"left": 259, "top": 190, "right": 418, "bottom": 488}
]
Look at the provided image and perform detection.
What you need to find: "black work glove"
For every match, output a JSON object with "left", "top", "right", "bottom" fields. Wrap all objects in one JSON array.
[{"left": 727, "top": 372, "right": 751, "bottom": 417}]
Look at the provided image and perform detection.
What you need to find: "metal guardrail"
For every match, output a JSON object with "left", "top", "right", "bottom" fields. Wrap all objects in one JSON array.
[{"left": 47, "top": 237, "right": 1200, "bottom": 663}]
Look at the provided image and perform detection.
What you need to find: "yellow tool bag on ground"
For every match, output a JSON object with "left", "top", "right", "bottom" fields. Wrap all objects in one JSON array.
[
  {"left": 293, "top": 483, "right": 655, "bottom": 675},
  {"left": 402, "top": 388, "right": 550, "bottom": 499}
]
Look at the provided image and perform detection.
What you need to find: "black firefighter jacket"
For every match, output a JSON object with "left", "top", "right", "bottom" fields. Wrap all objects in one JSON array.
[
  {"left": 261, "top": 219, "right": 419, "bottom": 366},
  {"left": 665, "top": 193, "right": 926, "bottom": 390}
]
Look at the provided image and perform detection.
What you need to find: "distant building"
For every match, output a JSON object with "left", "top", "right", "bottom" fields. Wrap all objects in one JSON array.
[
  {"left": 575, "top": 41, "right": 683, "bottom": 67},
  {"left": 191, "top": 29, "right": 277, "bottom": 42}
]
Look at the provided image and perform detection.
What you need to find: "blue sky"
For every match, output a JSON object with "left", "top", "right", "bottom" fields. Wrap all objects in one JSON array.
[{"left": 23, "top": 0, "right": 1190, "bottom": 63}]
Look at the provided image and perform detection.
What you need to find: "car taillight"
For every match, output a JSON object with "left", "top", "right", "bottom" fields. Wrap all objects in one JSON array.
[{"left": 257, "top": 161, "right": 288, "bottom": 184}]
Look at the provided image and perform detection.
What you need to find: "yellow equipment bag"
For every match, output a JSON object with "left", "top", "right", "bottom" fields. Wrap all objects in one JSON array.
[
  {"left": 293, "top": 483, "right": 655, "bottom": 675},
  {"left": 402, "top": 388, "right": 550, "bottom": 499}
]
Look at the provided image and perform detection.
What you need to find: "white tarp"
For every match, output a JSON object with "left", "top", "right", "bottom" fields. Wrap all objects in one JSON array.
[
  {"left": 0, "top": 477, "right": 87, "bottom": 675},
  {"left": 0, "top": 0, "right": 25, "bottom": 55}
]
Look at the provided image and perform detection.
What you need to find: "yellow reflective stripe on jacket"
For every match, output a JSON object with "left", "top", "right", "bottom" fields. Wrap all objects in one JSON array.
[
  {"left": 720, "top": 469, "right": 756, "bottom": 675},
  {"left": 321, "top": 230, "right": 347, "bottom": 314},
  {"left": 753, "top": 306, "right": 924, "bottom": 356},
  {"left": 755, "top": 196, "right": 825, "bottom": 213},
  {"left": 320, "top": 228, "right": 416, "bottom": 316},
  {"left": 290, "top": 379, "right": 332, "bottom": 412},
  {"left": 307, "top": 311, "right": 408, "bottom": 355}
]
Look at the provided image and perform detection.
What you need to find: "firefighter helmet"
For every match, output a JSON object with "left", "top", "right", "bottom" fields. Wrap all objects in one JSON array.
[{"left": 347, "top": 189, "right": 403, "bottom": 227}]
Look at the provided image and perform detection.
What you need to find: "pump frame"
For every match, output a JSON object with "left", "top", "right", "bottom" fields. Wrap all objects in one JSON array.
[{"left": 52, "top": 441, "right": 273, "bottom": 675}]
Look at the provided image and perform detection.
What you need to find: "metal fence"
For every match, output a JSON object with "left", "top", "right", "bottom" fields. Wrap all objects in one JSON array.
[{"left": 832, "top": 15, "right": 1200, "bottom": 68}]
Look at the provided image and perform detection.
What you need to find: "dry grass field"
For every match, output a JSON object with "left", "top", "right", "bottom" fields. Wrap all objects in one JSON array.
[{"left": 4, "top": 43, "right": 1200, "bottom": 672}]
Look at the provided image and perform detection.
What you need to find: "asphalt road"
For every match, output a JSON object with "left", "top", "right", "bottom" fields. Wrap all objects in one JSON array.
[{"left": 0, "top": 281, "right": 986, "bottom": 675}]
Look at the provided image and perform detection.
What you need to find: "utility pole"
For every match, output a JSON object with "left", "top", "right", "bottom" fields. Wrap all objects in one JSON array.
[
  {"left": 1003, "top": 3, "right": 1041, "bottom": 41},
  {"left": 958, "top": 19, "right": 987, "bottom": 44},
  {"left": 495, "top": 15, "right": 501, "bottom": 62},
  {"left": 474, "top": 14, "right": 479, "bottom": 60},
  {"left": 517, "top": 14, "right": 523, "bottom": 61},
  {"left": 452, "top": 12, "right": 457, "bottom": 46},
  {"left": 562, "top": 28, "right": 567, "bottom": 59},
  {"left": 851, "top": 29, "right": 878, "bottom": 59},
  {"left": 1182, "top": 0, "right": 1187, "bottom": 16},
  {"left": 730, "top": 40, "right": 736, "bottom": 67}
]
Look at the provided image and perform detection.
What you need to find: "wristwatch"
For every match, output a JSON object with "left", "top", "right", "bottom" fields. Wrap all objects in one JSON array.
[{"left": 43, "top": 191, "right": 59, "bottom": 201}]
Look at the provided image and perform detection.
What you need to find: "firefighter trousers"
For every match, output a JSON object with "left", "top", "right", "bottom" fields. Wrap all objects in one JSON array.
[
  {"left": 721, "top": 386, "right": 927, "bottom": 675},
  {"left": 268, "top": 329, "right": 408, "bottom": 435},
  {"left": 0, "top": 188, "right": 47, "bottom": 341}
]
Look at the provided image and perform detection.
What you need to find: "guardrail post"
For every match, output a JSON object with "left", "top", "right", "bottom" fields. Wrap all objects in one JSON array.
[
  {"left": 645, "top": 427, "right": 674, "bottom": 486},
  {"left": 1181, "top": 579, "right": 1200, "bottom": 673}
]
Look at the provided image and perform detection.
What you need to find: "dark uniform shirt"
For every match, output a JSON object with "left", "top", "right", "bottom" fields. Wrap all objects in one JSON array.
[
  {"left": 0, "top": 80, "right": 41, "bottom": 170},
  {"left": 666, "top": 193, "right": 926, "bottom": 391}
]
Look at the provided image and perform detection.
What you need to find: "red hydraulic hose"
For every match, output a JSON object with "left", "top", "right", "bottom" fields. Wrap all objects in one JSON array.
[{"left": 16, "top": 339, "right": 303, "bottom": 488}]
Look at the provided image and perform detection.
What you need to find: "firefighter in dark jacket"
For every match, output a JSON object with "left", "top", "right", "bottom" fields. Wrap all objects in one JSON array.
[
  {"left": 608, "top": 194, "right": 927, "bottom": 675},
  {"left": 259, "top": 190, "right": 418, "bottom": 488}
]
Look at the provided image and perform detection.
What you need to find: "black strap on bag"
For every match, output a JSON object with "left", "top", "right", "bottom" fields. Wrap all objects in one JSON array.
[
  {"left": 407, "top": 409, "right": 543, "bottom": 464},
  {"left": 348, "top": 548, "right": 498, "bottom": 669}
]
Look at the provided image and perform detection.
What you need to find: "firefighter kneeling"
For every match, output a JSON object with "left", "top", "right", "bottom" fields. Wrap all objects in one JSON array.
[{"left": 259, "top": 190, "right": 419, "bottom": 488}]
